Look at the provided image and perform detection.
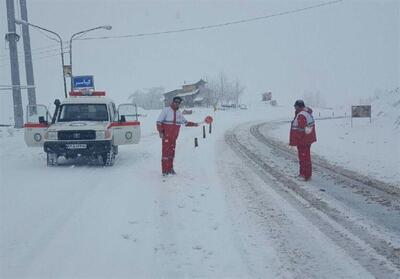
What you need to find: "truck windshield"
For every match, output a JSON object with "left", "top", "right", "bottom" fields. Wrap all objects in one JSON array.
[{"left": 58, "top": 104, "right": 109, "bottom": 122}]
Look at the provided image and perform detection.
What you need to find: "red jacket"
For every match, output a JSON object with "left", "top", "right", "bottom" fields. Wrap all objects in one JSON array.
[
  {"left": 156, "top": 104, "right": 197, "bottom": 140},
  {"left": 289, "top": 107, "right": 317, "bottom": 146}
]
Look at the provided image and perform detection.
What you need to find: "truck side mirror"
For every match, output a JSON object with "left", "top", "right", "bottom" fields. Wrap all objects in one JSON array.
[
  {"left": 52, "top": 99, "right": 61, "bottom": 124},
  {"left": 120, "top": 115, "right": 126, "bottom": 123}
]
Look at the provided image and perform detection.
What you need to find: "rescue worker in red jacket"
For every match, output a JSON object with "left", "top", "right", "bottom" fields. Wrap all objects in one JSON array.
[
  {"left": 289, "top": 100, "right": 317, "bottom": 181},
  {"left": 156, "top": 96, "right": 198, "bottom": 176}
]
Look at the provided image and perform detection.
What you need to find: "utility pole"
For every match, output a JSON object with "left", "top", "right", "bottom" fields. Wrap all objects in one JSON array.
[
  {"left": 20, "top": 0, "right": 36, "bottom": 107},
  {"left": 5, "top": 0, "right": 24, "bottom": 128},
  {"left": 16, "top": 19, "right": 68, "bottom": 98}
]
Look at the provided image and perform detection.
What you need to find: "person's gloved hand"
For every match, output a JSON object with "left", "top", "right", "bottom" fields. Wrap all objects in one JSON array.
[{"left": 289, "top": 145, "right": 296, "bottom": 152}]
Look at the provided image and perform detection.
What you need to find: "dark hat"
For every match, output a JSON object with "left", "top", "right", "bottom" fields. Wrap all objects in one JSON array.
[
  {"left": 294, "top": 99, "right": 305, "bottom": 107},
  {"left": 173, "top": 96, "right": 183, "bottom": 103}
]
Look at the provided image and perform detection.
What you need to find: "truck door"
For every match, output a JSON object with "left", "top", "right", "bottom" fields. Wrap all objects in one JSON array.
[
  {"left": 111, "top": 103, "right": 141, "bottom": 145},
  {"left": 24, "top": 105, "right": 50, "bottom": 147}
]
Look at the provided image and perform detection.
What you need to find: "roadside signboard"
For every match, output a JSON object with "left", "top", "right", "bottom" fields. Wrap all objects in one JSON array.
[
  {"left": 72, "top": 75, "right": 94, "bottom": 90},
  {"left": 351, "top": 105, "right": 371, "bottom": 127}
]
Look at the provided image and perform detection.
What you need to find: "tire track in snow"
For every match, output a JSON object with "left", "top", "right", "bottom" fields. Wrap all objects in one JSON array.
[
  {"left": 225, "top": 122, "right": 400, "bottom": 278},
  {"left": 254, "top": 121, "right": 400, "bottom": 199}
]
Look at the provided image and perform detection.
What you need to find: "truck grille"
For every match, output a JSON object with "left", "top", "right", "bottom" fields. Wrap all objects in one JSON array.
[{"left": 58, "top": 130, "right": 96, "bottom": 140}]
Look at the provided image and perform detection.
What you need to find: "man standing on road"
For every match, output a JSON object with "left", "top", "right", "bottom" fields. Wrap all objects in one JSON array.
[
  {"left": 156, "top": 96, "right": 198, "bottom": 176},
  {"left": 289, "top": 100, "right": 317, "bottom": 181}
]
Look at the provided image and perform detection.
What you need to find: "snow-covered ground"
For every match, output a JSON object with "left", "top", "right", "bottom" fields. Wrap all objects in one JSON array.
[
  {"left": 0, "top": 104, "right": 287, "bottom": 278},
  {"left": 269, "top": 88, "right": 400, "bottom": 185},
  {"left": 1, "top": 96, "right": 399, "bottom": 277}
]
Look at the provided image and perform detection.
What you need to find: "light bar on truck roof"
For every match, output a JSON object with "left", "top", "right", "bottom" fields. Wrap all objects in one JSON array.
[{"left": 69, "top": 91, "right": 106, "bottom": 97}]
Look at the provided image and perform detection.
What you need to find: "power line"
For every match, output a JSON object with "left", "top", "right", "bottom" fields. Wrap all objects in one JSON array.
[
  {"left": 0, "top": 42, "right": 67, "bottom": 58},
  {"left": 33, "top": 27, "right": 62, "bottom": 43},
  {"left": 0, "top": 33, "right": 69, "bottom": 60},
  {"left": 78, "top": 0, "right": 344, "bottom": 41},
  {"left": 0, "top": 84, "right": 36, "bottom": 90},
  {"left": 0, "top": 0, "right": 343, "bottom": 68},
  {"left": 0, "top": 45, "right": 70, "bottom": 61},
  {"left": 0, "top": 51, "right": 64, "bottom": 68}
]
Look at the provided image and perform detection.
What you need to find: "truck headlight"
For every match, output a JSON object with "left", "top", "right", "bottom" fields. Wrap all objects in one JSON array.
[
  {"left": 44, "top": 131, "right": 57, "bottom": 140},
  {"left": 96, "top": 131, "right": 105, "bottom": 139},
  {"left": 96, "top": 130, "right": 111, "bottom": 140}
]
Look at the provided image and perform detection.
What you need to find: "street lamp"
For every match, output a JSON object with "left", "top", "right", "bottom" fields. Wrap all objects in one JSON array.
[
  {"left": 15, "top": 19, "right": 68, "bottom": 98},
  {"left": 69, "top": 25, "right": 112, "bottom": 92}
]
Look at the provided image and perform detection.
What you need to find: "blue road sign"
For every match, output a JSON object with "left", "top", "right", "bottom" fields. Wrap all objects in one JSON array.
[{"left": 73, "top": 75, "right": 94, "bottom": 89}]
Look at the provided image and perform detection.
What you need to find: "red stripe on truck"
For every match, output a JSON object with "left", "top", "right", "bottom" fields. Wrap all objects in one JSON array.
[
  {"left": 107, "top": 121, "right": 140, "bottom": 128},
  {"left": 24, "top": 123, "right": 48, "bottom": 128},
  {"left": 69, "top": 91, "right": 106, "bottom": 96}
]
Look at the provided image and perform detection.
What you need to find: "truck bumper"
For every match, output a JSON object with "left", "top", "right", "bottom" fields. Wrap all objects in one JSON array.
[{"left": 44, "top": 140, "right": 112, "bottom": 157}]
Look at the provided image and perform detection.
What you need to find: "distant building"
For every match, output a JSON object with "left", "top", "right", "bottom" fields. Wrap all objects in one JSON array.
[
  {"left": 163, "top": 79, "right": 207, "bottom": 107},
  {"left": 262, "top": 91, "right": 272, "bottom": 102}
]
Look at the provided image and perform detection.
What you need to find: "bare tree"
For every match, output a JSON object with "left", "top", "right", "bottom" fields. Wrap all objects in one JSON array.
[
  {"left": 302, "top": 90, "right": 326, "bottom": 108},
  {"left": 204, "top": 72, "right": 245, "bottom": 107},
  {"left": 233, "top": 78, "right": 245, "bottom": 105},
  {"left": 129, "top": 87, "right": 164, "bottom": 110}
]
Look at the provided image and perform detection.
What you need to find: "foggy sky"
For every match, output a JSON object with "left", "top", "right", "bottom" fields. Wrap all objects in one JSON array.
[{"left": 0, "top": 0, "right": 399, "bottom": 122}]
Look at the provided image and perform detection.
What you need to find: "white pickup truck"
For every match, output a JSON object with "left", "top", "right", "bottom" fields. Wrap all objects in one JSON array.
[{"left": 24, "top": 91, "right": 141, "bottom": 166}]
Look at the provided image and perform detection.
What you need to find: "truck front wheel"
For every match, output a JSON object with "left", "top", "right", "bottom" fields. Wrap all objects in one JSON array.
[
  {"left": 102, "top": 147, "right": 115, "bottom": 166},
  {"left": 47, "top": 153, "right": 58, "bottom": 166}
]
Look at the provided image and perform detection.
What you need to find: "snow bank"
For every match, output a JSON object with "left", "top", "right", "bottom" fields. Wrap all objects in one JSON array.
[
  {"left": 269, "top": 88, "right": 400, "bottom": 185},
  {"left": 372, "top": 87, "right": 400, "bottom": 129}
]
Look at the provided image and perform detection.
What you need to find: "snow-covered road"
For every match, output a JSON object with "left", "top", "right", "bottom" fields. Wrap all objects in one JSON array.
[
  {"left": 0, "top": 118, "right": 250, "bottom": 277},
  {"left": 1, "top": 106, "right": 399, "bottom": 278},
  {"left": 1, "top": 108, "right": 255, "bottom": 278},
  {"left": 223, "top": 120, "right": 400, "bottom": 278}
]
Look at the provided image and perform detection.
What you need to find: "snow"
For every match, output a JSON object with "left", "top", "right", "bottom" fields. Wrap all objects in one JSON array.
[
  {"left": 269, "top": 88, "right": 400, "bottom": 185},
  {"left": 193, "top": 96, "right": 204, "bottom": 102},
  {"left": 216, "top": 135, "right": 376, "bottom": 278},
  {"left": 0, "top": 107, "right": 267, "bottom": 277},
  {"left": 1, "top": 97, "right": 399, "bottom": 277},
  {"left": 176, "top": 88, "right": 199, "bottom": 97}
]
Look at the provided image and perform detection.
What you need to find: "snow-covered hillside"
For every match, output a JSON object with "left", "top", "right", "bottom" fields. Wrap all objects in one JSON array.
[
  {"left": 372, "top": 87, "right": 400, "bottom": 129},
  {"left": 270, "top": 88, "right": 400, "bottom": 185}
]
